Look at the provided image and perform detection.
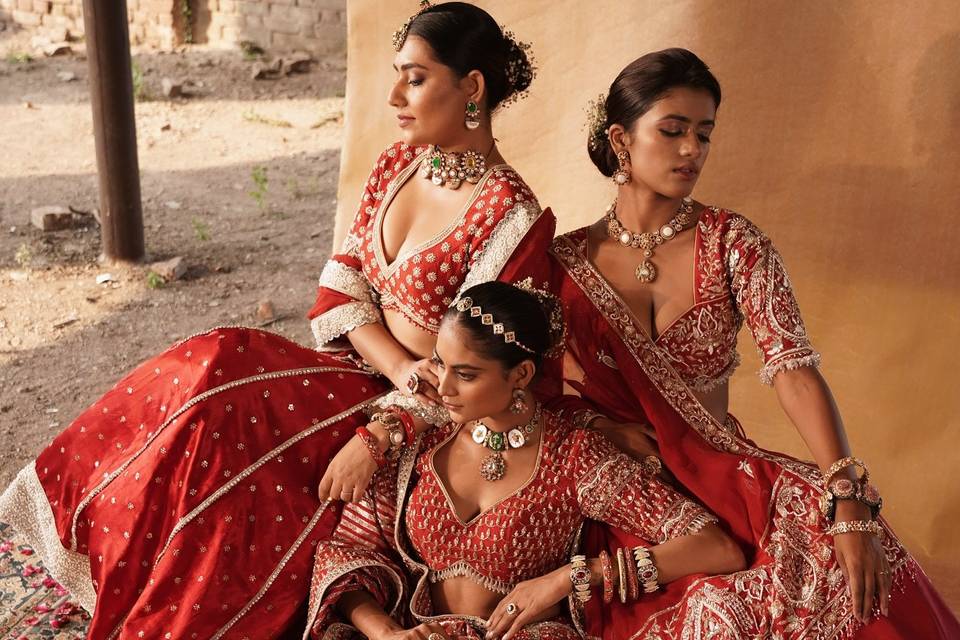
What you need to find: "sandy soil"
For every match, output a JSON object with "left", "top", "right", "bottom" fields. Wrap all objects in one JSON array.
[{"left": 0, "top": 31, "right": 347, "bottom": 487}]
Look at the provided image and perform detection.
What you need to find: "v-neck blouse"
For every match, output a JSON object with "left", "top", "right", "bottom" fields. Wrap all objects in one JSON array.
[
  {"left": 556, "top": 207, "right": 820, "bottom": 390},
  {"left": 355, "top": 143, "right": 539, "bottom": 334},
  {"left": 403, "top": 410, "right": 716, "bottom": 595}
]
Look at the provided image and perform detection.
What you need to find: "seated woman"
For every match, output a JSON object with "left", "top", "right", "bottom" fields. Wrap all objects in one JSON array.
[{"left": 305, "top": 281, "right": 746, "bottom": 640}]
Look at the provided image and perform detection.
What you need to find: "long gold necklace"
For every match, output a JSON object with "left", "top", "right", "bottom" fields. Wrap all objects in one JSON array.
[
  {"left": 605, "top": 197, "right": 694, "bottom": 283},
  {"left": 469, "top": 402, "right": 542, "bottom": 482},
  {"left": 419, "top": 144, "right": 487, "bottom": 190}
]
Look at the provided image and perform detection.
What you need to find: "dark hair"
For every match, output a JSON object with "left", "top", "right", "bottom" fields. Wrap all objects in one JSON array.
[
  {"left": 589, "top": 48, "right": 722, "bottom": 176},
  {"left": 442, "top": 281, "right": 551, "bottom": 370},
  {"left": 408, "top": 2, "right": 533, "bottom": 111}
]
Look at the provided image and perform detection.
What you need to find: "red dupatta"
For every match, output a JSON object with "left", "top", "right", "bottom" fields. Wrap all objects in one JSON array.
[{"left": 546, "top": 230, "right": 957, "bottom": 639}]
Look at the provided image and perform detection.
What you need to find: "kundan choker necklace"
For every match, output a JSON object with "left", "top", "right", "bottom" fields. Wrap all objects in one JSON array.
[
  {"left": 419, "top": 144, "right": 489, "bottom": 190},
  {"left": 605, "top": 197, "right": 694, "bottom": 283},
  {"left": 470, "top": 402, "right": 542, "bottom": 482}
]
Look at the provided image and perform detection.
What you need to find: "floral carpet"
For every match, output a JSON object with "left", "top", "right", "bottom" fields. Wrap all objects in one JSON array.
[{"left": 0, "top": 522, "right": 88, "bottom": 639}]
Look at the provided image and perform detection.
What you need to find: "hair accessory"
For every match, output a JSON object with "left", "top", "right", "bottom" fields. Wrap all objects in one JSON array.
[
  {"left": 499, "top": 29, "right": 536, "bottom": 109},
  {"left": 586, "top": 93, "right": 608, "bottom": 151},
  {"left": 828, "top": 519, "right": 883, "bottom": 537},
  {"left": 471, "top": 402, "right": 541, "bottom": 481},
  {"left": 599, "top": 550, "right": 614, "bottom": 604},
  {"left": 419, "top": 145, "right": 487, "bottom": 190},
  {"left": 513, "top": 276, "right": 567, "bottom": 358},
  {"left": 392, "top": 0, "right": 432, "bottom": 51},
  {"left": 569, "top": 554, "right": 592, "bottom": 605},
  {"left": 605, "top": 197, "right": 694, "bottom": 283},
  {"left": 454, "top": 296, "right": 536, "bottom": 354},
  {"left": 633, "top": 546, "right": 660, "bottom": 595}
]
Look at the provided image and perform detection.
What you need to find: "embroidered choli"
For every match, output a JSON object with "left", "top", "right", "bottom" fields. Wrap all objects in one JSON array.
[
  {"left": 308, "top": 142, "right": 544, "bottom": 351},
  {"left": 305, "top": 409, "right": 716, "bottom": 638},
  {"left": 557, "top": 207, "right": 820, "bottom": 391}
]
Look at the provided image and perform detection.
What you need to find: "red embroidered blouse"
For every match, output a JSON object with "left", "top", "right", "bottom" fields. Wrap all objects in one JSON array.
[
  {"left": 307, "top": 142, "right": 545, "bottom": 350},
  {"left": 557, "top": 207, "right": 820, "bottom": 391}
]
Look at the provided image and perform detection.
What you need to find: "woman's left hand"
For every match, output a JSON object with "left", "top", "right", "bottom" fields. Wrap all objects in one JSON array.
[
  {"left": 832, "top": 501, "right": 891, "bottom": 622},
  {"left": 485, "top": 567, "right": 569, "bottom": 640}
]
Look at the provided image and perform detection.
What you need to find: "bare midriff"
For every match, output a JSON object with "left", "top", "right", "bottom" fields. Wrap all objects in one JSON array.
[
  {"left": 383, "top": 309, "right": 436, "bottom": 360},
  {"left": 429, "top": 577, "right": 563, "bottom": 621}
]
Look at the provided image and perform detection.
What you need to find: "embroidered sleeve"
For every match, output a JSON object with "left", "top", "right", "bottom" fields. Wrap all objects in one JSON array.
[
  {"left": 569, "top": 428, "right": 717, "bottom": 543},
  {"left": 454, "top": 169, "right": 553, "bottom": 299},
  {"left": 307, "top": 145, "right": 400, "bottom": 350},
  {"left": 307, "top": 468, "right": 407, "bottom": 636},
  {"left": 725, "top": 215, "right": 822, "bottom": 384}
]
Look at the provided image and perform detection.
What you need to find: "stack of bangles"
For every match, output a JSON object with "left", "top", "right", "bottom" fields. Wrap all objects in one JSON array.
[
  {"left": 819, "top": 456, "right": 884, "bottom": 537},
  {"left": 591, "top": 548, "right": 660, "bottom": 607},
  {"left": 355, "top": 406, "right": 418, "bottom": 469}
]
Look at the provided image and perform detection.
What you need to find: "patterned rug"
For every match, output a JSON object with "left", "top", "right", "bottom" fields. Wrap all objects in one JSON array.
[{"left": 0, "top": 522, "right": 89, "bottom": 638}]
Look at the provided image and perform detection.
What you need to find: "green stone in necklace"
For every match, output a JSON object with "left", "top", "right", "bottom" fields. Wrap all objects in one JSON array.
[{"left": 470, "top": 402, "right": 542, "bottom": 481}]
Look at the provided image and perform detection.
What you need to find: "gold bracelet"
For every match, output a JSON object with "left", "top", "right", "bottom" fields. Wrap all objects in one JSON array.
[
  {"left": 569, "top": 554, "right": 592, "bottom": 604},
  {"left": 616, "top": 547, "right": 628, "bottom": 604},
  {"left": 828, "top": 519, "right": 882, "bottom": 537},
  {"left": 823, "top": 456, "right": 869, "bottom": 489},
  {"left": 632, "top": 546, "right": 660, "bottom": 595}
]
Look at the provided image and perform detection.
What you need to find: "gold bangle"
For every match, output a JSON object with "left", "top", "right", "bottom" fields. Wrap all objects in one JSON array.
[
  {"left": 828, "top": 519, "right": 882, "bottom": 537},
  {"left": 569, "top": 554, "right": 592, "bottom": 604},
  {"left": 823, "top": 456, "right": 869, "bottom": 489},
  {"left": 632, "top": 546, "right": 660, "bottom": 594},
  {"left": 616, "top": 547, "right": 628, "bottom": 604}
]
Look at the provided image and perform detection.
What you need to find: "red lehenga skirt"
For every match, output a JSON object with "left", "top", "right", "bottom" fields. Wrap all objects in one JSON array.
[{"left": 0, "top": 327, "right": 386, "bottom": 639}]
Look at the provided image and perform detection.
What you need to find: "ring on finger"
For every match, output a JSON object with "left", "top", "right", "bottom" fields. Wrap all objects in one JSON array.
[
  {"left": 428, "top": 633, "right": 445, "bottom": 640},
  {"left": 406, "top": 372, "right": 422, "bottom": 395},
  {"left": 506, "top": 602, "right": 519, "bottom": 615}
]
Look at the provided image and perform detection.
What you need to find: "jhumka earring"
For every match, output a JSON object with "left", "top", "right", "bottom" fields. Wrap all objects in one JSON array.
[
  {"left": 612, "top": 150, "right": 631, "bottom": 185},
  {"left": 465, "top": 101, "right": 480, "bottom": 130},
  {"left": 510, "top": 388, "right": 527, "bottom": 414}
]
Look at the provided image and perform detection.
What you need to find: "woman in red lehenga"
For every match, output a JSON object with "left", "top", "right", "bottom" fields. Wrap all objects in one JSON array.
[
  {"left": 304, "top": 281, "right": 747, "bottom": 640},
  {"left": 0, "top": 4, "right": 552, "bottom": 638},
  {"left": 537, "top": 49, "right": 959, "bottom": 638}
]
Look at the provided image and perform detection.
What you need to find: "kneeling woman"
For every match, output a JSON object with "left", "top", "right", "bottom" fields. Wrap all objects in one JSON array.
[{"left": 305, "top": 281, "right": 745, "bottom": 639}]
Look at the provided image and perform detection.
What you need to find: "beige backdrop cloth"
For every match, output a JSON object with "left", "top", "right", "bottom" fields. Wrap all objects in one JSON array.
[{"left": 335, "top": 0, "right": 960, "bottom": 611}]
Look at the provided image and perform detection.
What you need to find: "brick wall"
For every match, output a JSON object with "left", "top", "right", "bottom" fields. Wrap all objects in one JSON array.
[{"left": 0, "top": 0, "right": 346, "bottom": 55}]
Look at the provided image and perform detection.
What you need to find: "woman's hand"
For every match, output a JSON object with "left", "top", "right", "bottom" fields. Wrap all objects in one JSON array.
[
  {"left": 832, "top": 501, "right": 891, "bottom": 622},
  {"left": 379, "top": 622, "right": 450, "bottom": 640},
  {"left": 391, "top": 358, "right": 442, "bottom": 407},
  {"left": 317, "top": 427, "right": 380, "bottom": 503},
  {"left": 485, "top": 567, "right": 570, "bottom": 640},
  {"left": 593, "top": 418, "right": 660, "bottom": 460}
]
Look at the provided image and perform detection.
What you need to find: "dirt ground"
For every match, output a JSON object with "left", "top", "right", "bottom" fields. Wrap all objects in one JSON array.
[{"left": 0, "top": 29, "right": 347, "bottom": 487}]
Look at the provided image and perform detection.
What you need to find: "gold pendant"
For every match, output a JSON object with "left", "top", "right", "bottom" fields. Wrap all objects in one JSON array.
[
  {"left": 635, "top": 260, "right": 657, "bottom": 282},
  {"left": 479, "top": 451, "right": 506, "bottom": 481}
]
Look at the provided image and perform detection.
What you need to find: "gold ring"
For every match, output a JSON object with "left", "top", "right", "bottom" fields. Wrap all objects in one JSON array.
[
  {"left": 428, "top": 633, "right": 444, "bottom": 640},
  {"left": 506, "top": 602, "right": 519, "bottom": 615}
]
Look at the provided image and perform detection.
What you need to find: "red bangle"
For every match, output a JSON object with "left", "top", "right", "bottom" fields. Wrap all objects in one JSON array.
[
  {"left": 623, "top": 546, "right": 639, "bottom": 601},
  {"left": 355, "top": 426, "right": 387, "bottom": 468},
  {"left": 599, "top": 550, "right": 614, "bottom": 604},
  {"left": 388, "top": 407, "right": 417, "bottom": 444}
]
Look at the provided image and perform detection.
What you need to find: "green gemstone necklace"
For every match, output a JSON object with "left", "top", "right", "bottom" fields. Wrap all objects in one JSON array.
[
  {"left": 469, "top": 402, "right": 542, "bottom": 482},
  {"left": 418, "top": 144, "right": 489, "bottom": 190}
]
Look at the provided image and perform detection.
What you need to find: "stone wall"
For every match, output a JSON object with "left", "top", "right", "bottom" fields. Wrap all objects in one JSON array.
[{"left": 0, "top": 0, "right": 346, "bottom": 55}]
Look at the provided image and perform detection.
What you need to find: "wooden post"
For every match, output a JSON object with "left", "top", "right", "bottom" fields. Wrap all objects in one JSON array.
[{"left": 82, "top": 0, "right": 145, "bottom": 263}]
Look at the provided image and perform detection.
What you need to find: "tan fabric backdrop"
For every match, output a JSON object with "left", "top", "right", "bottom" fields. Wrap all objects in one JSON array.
[{"left": 335, "top": 1, "right": 960, "bottom": 610}]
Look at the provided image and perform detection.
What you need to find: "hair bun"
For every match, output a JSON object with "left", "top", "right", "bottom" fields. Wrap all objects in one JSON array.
[{"left": 499, "top": 30, "right": 536, "bottom": 108}]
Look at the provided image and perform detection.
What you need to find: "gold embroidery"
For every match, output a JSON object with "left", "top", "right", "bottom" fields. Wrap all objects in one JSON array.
[
  {"left": 310, "top": 301, "right": 383, "bottom": 351},
  {"left": 318, "top": 260, "right": 375, "bottom": 303}
]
